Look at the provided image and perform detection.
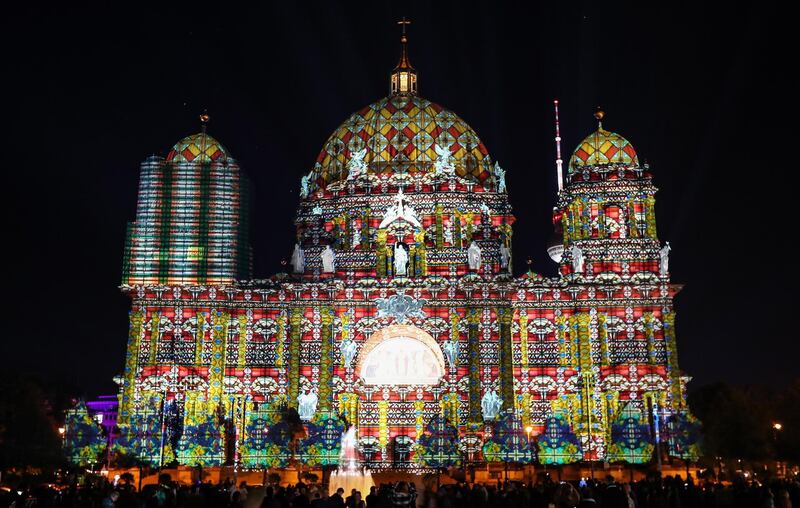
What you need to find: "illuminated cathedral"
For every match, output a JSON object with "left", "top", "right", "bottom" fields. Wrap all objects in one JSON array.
[{"left": 99, "top": 27, "right": 701, "bottom": 475}]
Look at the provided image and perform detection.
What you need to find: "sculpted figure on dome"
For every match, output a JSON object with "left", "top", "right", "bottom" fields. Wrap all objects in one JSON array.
[
  {"left": 499, "top": 243, "right": 510, "bottom": 270},
  {"left": 494, "top": 162, "right": 506, "bottom": 193},
  {"left": 297, "top": 390, "right": 318, "bottom": 421},
  {"left": 290, "top": 243, "right": 305, "bottom": 273},
  {"left": 659, "top": 242, "right": 671, "bottom": 275},
  {"left": 570, "top": 244, "right": 584, "bottom": 273},
  {"left": 346, "top": 147, "right": 368, "bottom": 181},
  {"left": 481, "top": 389, "right": 502, "bottom": 421},
  {"left": 299, "top": 173, "right": 312, "bottom": 198},
  {"left": 433, "top": 144, "right": 455, "bottom": 177},
  {"left": 394, "top": 243, "right": 409, "bottom": 276},
  {"left": 321, "top": 245, "right": 336, "bottom": 273},
  {"left": 467, "top": 241, "right": 482, "bottom": 270},
  {"left": 379, "top": 188, "right": 421, "bottom": 229}
]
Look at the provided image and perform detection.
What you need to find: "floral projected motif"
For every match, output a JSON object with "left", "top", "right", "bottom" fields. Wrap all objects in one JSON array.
[
  {"left": 375, "top": 294, "right": 427, "bottom": 324},
  {"left": 63, "top": 401, "right": 106, "bottom": 466},
  {"left": 606, "top": 403, "right": 654, "bottom": 464},
  {"left": 537, "top": 415, "right": 583, "bottom": 465}
]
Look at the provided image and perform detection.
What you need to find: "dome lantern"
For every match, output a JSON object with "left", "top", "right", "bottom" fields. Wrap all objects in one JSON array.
[{"left": 390, "top": 18, "right": 417, "bottom": 96}]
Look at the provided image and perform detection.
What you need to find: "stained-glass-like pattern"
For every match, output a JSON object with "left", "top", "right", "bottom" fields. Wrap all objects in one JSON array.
[
  {"left": 537, "top": 415, "right": 583, "bottom": 465},
  {"left": 415, "top": 415, "right": 461, "bottom": 469},
  {"left": 666, "top": 410, "right": 702, "bottom": 462},
  {"left": 177, "top": 410, "right": 225, "bottom": 467},
  {"left": 606, "top": 403, "right": 654, "bottom": 464},
  {"left": 297, "top": 411, "right": 346, "bottom": 467},
  {"left": 482, "top": 411, "right": 534, "bottom": 464},
  {"left": 114, "top": 411, "right": 162, "bottom": 466},
  {"left": 63, "top": 401, "right": 107, "bottom": 466},
  {"left": 568, "top": 128, "right": 639, "bottom": 172},
  {"left": 310, "top": 95, "right": 493, "bottom": 190},
  {"left": 166, "top": 133, "right": 229, "bottom": 163},
  {"left": 122, "top": 132, "right": 250, "bottom": 286}
]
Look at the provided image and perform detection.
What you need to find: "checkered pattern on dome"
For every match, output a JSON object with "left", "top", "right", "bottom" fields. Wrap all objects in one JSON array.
[
  {"left": 568, "top": 128, "right": 639, "bottom": 172},
  {"left": 312, "top": 95, "right": 492, "bottom": 188},
  {"left": 166, "top": 132, "right": 230, "bottom": 163}
]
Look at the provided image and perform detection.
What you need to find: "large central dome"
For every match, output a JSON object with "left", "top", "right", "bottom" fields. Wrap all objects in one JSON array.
[{"left": 309, "top": 95, "right": 494, "bottom": 191}]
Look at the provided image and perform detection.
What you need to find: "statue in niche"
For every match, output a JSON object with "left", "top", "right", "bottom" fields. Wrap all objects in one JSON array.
[
  {"left": 290, "top": 243, "right": 305, "bottom": 273},
  {"left": 570, "top": 244, "right": 584, "bottom": 273},
  {"left": 443, "top": 218, "right": 454, "bottom": 245},
  {"left": 321, "top": 245, "right": 336, "bottom": 273},
  {"left": 659, "top": 242, "right": 671, "bottom": 275},
  {"left": 297, "top": 390, "right": 318, "bottom": 421},
  {"left": 494, "top": 162, "right": 506, "bottom": 193},
  {"left": 499, "top": 243, "right": 510, "bottom": 270},
  {"left": 346, "top": 147, "right": 368, "bottom": 181},
  {"left": 352, "top": 225, "right": 361, "bottom": 247},
  {"left": 433, "top": 144, "right": 455, "bottom": 176},
  {"left": 481, "top": 389, "right": 502, "bottom": 421},
  {"left": 394, "top": 243, "right": 409, "bottom": 276},
  {"left": 340, "top": 337, "right": 357, "bottom": 369},
  {"left": 467, "top": 241, "right": 482, "bottom": 270}
]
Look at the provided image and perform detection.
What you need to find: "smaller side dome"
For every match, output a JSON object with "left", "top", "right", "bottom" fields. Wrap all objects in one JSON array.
[
  {"left": 166, "top": 132, "right": 230, "bottom": 163},
  {"left": 569, "top": 128, "right": 639, "bottom": 172}
]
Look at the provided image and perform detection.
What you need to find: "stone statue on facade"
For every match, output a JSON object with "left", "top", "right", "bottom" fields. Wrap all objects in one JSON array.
[
  {"left": 442, "top": 339, "right": 459, "bottom": 369},
  {"left": 339, "top": 337, "right": 357, "bottom": 369},
  {"left": 352, "top": 225, "right": 361, "bottom": 247},
  {"left": 297, "top": 390, "right": 318, "bottom": 421},
  {"left": 481, "top": 389, "right": 502, "bottom": 421},
  {"left": 394, "top": 243, "right": 409, "bottom": 276},
  {"left": 659, "top": 242, "right": 671, "bottom": 275},
  {"left": 467, "top": 241, "right": 482, "bottom": 270},
  {"left": 346, "top": 147, "right": 368, "bottom": 181},
  {"left": 321, "top": 245, "right": 336, "bottom": 273},
  {"left": 290, "top": 243, "right": 305, "bottom": 273},
  {"left": 570, "top": 244, "right": 584, "bottom": 273}
]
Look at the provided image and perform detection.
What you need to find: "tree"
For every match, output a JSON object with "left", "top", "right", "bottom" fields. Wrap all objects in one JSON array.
[{"left": 0, "top": 372, "right": 64, "bottom": 469}]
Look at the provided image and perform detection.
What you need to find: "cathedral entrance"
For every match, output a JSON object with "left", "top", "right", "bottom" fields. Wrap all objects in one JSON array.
[
  {"left": 357, "top": 325, "right": 445, "bottom": 386},
  {"left": 355, "top": 325, "right": 446, "bottom": 469}
]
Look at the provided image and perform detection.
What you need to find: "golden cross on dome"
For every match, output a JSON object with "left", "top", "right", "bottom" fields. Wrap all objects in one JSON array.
[{"left": 397, "top": 17, "right": 411, "bottom": 36}]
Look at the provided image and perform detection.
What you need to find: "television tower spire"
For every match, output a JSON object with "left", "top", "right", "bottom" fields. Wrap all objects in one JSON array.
[{"left": 554, "top": 100, "right": 563, "bottom": 191}]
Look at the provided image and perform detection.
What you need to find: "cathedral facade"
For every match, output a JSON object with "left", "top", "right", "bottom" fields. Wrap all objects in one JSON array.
[{"left": 113, "top": 32, "right": 696, "bottom": 471}]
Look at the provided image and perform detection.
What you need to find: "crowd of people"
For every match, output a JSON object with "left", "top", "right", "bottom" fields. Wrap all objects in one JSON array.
[{"left": 2, "top": 473, "right": 799, "bottom": 508}]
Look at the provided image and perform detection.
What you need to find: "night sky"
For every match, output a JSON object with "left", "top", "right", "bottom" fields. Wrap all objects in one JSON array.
[{"left": 5, "top": 3, "right": 793, "bottom": 397}]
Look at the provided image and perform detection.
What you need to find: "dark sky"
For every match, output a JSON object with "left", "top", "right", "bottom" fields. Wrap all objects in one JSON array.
[{"left": 5, "top": 3, "right": 793, "bottom": 397}]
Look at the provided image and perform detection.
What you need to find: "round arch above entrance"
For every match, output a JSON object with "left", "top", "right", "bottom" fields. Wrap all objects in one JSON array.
[{"left": 356, "top": 324, "right": 445, "bottom": 386}]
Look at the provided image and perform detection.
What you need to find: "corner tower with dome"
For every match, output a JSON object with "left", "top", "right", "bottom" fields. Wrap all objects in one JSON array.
[{"left": 105, "top": 26, "right": 700, "bottom": 478}]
